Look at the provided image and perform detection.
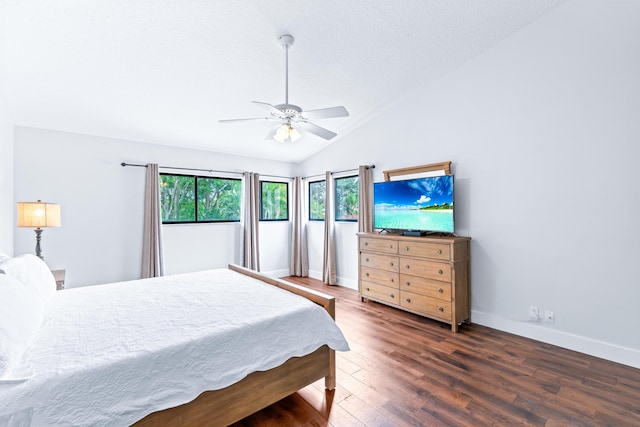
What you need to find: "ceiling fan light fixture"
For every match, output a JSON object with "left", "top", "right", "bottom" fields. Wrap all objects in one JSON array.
[
  {"left": 274, "top": 123, "right": 301, "bottom": 143},
  {"left": 290, "top": 127, "right": 302, "bottom": 142}
]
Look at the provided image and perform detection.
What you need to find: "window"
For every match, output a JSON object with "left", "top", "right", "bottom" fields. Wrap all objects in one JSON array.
[
  {"left": 309, "top": 180, "right": 326, "bottom": 220},
  {"left": 335, "top": 176, "right": 359, "bottom": 221},
  {"left": 196, "top": 177, "right": 242, "bottom": 221},
  {"left": 260, "top": 181, "right": 288, "bottom": 221},
  {"left": 160, "top": 173, "right": 241, "bottom": 223},
  {"left": 160, "top": 174, "right": 195, "bottom": 222}
]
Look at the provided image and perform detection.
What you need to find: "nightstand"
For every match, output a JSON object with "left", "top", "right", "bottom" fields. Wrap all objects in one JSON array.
[{"left": 51, "top": 269, "right": 66, "bottom": 290}]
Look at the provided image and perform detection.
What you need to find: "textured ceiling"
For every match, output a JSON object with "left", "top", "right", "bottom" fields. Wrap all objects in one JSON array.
[{"left": 0, "top": 0, "right": 565, "bottom": 163}]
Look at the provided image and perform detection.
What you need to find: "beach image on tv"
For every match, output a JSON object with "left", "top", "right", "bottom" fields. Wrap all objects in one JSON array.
[{"left": 374, "top": 175, "right": 454, "bottom": 232}]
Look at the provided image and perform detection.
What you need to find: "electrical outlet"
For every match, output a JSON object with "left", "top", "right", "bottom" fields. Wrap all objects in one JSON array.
[
  {"left": 529, "top": 306, "right": 539, "bottom": 321},
  {"left": 545, "top": 311, "right": 555, "bottom": 323}
]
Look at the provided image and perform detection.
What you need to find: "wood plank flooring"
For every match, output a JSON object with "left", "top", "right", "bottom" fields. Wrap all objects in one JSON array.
[{"left": 232, "top": 276, "right": 640, "bottom": 426}]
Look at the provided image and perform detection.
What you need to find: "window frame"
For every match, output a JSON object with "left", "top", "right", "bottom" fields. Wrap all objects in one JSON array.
[
  {"left": 334, "top": 175, "right": 359, "bottom": 222},
  {"left": 259, "top": 180, "right": 289, "bottom": 222},
  {"left": 160, "top": 173, "right": 242, "bottom": 224},
  {"left": 308, "top": 179, "right": 326, "bottom": 221}
]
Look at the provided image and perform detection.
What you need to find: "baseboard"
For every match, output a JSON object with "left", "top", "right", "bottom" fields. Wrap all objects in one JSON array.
[
  {"left": 307, "top": 269, "right": 358, "bottom": 290},
  {"left": 276, "top": 272, "right": 640, "bottom": 369},
  {"left": 472, "top": 310, "right": 640, "bottom": 369}
]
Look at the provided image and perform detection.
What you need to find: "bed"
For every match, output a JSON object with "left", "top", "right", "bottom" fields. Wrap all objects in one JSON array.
[{"left": 0, "top": 255, "right": 349, "bottom": 426}]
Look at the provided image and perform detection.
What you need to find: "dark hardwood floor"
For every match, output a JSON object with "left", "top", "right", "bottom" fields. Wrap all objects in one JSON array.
[{"left": 233, "top": 277, "right": 640, "bottom": 426}]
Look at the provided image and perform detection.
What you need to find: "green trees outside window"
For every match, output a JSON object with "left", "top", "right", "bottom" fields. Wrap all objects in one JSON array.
[
  {"left": 309, "top": 176, "right": 359, "bottom": 221},
  {"left": 197, "top": 177, "right": 242, "bottom": 221},
  {"left": 160, "top": 175, "right": 195, "bottom": 222},
  {"left": 160, "top": 174, "right": 241, "bottom": 223},
  {"left": 309, "top": 180, "right": 326, "bottom": 220},
  {"left": 261, "top": 181, "right": 288, "bottom": 221},
  {"left": 335, "top": 176, "right": 359, "bottom": 221}
]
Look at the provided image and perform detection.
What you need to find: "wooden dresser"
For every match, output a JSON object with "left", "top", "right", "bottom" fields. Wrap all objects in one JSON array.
[{"left": 358, "top": 232, "right": 471, "bottom": 332}]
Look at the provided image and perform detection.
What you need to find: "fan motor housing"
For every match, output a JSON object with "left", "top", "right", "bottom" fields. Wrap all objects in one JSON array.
[{"left": 275, "top": 103, "right": 302, "bottom": 113}]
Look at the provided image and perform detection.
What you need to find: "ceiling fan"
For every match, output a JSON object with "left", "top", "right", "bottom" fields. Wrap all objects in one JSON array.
[{"left": 218, "top": 34, "right": 349, "bottom": 143}]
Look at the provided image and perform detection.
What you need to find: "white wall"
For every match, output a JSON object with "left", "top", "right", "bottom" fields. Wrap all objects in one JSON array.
[
  {"left": 301, "top": 1, "right": 640, "bottom": 368},
  {"left": 0, "top": 90, "right": 13, "bottom": 255},
  {"left": 13, "top": 127, "right": 295, "bottom": 287}
]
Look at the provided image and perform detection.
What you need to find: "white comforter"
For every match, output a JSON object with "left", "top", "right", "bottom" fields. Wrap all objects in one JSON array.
[{"left": 0, "top": 268, "right": 349, "bottom": 426}]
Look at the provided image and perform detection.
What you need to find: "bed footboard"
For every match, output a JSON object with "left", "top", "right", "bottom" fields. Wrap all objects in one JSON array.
[{"left": 134, "top": 265, "right": 339, "bottom": 426}]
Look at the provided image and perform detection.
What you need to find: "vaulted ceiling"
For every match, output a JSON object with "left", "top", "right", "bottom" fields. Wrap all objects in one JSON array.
[{"left": 0, "top": 0, "right": 565, "bottom": 162}]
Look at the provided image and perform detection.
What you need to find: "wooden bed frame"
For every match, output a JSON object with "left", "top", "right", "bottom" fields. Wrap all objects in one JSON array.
[{"left": 133, "top": 264, "right": 337, "bottom": 427}]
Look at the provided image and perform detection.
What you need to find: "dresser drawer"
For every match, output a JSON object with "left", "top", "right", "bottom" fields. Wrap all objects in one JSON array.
[
  {"left": 400, "top": 291, "right": 452, "bottom": 320},
  {"left": 361, "top": 281, "right": 400, "bottom": 305},
  {"left": 360, "top": 238, "right": 398, "bottom": 254},
  {"left": 400, "top": 274, "right": 451, "bottom": 301},
  {"left": 400, "top": 258, "right": 451, "bottom": 282},
  {"left": 398, "top": 241, "right": 450, "bottom": 261},
  {"left": 360, "top": 252, "right": 399, "bottom": 273},
  {"left": 361, "top": 266, "right": 399, "bottom": 287}
]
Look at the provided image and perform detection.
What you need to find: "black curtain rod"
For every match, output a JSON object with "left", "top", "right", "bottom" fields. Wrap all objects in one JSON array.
[
  {"left": 121, "top": 162, "right": 243, "bottom": 176},
  {"left": 303, "top": 164, "right": 375, "bottom": 180},
  {"left": 120, "top": 162, "right": 293, "bottom": 180},
  {"left": 122, "top": 162, "right": 374, "bottom": 180}
]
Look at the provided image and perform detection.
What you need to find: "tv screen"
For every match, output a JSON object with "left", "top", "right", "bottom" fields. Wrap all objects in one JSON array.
[{"left": 373, "top": 175, "right": 454, "bottom": 233}]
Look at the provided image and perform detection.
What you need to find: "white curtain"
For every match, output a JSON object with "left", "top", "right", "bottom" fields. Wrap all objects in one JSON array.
[
  {"left": 322, "top": 171, "right": 337, "bottom": 285},
  {"left": 242, "top": 172, "right": 260, "bottom": 271},
  {"left": 141, "top": 163, "right": 164, "bottom": 278},
  {"left": 358, "top": 165, "right": 374, "bottom": 233},
  {"left": 289, "top": 177, "right": 309, "bottom": 276}
]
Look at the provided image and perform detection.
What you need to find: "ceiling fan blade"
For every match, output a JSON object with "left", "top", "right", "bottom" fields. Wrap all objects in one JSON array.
[
  {"left": 218, "top": 117, "right": 272, "bottom": 123},
  {"left": 252, "top": 101, "right": 284, "bottom": 115},
  {"left": 302, "top": 106, "right": 349, "bottom": 120},
  {"left": 297, "top": 121, "right": 337, "bottom": 140}
]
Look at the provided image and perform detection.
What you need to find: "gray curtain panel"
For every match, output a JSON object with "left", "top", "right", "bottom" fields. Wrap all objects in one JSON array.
[
  {"left": 322, "top": 171, "right": 337, "bottom": 285},
  {"left": 289, "top": 177, "right": 309, "bottom": 277},
  {"left": 358, "top": 165, "right": 374, "bottom": 233},
  {"left": 141, "top": 163, "right": 164, "bottom": 278},
  {"left": 242, "top": 172, "right": 260, "bottom": 271}
]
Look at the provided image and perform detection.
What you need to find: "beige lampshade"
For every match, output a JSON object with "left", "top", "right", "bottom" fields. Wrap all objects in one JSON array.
[{"left": 17, "top": 201, "right": 61, "bottom": 228}]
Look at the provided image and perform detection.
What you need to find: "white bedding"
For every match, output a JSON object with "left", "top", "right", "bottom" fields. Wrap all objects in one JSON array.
[{"left": 0, "top": 268, "right": 349, "bottom": 426}]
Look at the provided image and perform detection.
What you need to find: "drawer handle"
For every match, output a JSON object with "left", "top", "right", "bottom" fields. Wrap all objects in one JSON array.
[
  {"left": 390, "top": 293, "right": 395, "bottom": 298},
  {"left": 389, "top": 262, "right": 394, "bottom": 267},
  {"left": 406, "top": 298, "right": 411, "bottom": 303},
  {"left": 405, "top": 264, "right": 410, "bottom": 270},
  {"left": 366, "top": 287, "right": 370, "bottom": 291},
  {"left": 365, "top": 272, "right": 370, "bottom": 277},
  {"left": 438, "top": 269, "right": 443, "bottom": 275},
  {"left": 438, "top": 288, "right": 443, "bottom": 294},
  {"left": 366, "top": 258, "right": 369, "bottom": 262},
  {"left": 388, "top": 244, "right": 393, "bottom": 249},
  {"left": 437, "top": 249, "right": 442, "bottom": 255},
  {"left": 405, "top": 281, "right": 411, "bottom": 286},
  {"left": 365, "top": 242, "right": 369, "bottom": 246},
  {"left": 404, "top": 246, "right": 409, "bottom": 251},
  {"left": 438, "top": 306, "right": 444, "bottom": 312},
  {"left": 390, "top": 278, "right": 394, "bottom": 282}
]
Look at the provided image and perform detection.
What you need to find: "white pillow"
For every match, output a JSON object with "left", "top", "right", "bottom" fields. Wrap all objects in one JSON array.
[
  {"left": 0, "top": 254, "right": 56, "bottom": 309},
  {"left": 0, "top": 253, "right": 10, "bottom": 262},
  {"left": 0, "top": 274, "right": 44, "bottom": 379}
]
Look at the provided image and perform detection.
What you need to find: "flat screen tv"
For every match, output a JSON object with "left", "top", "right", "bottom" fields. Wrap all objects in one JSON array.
[{"left": 373, "top": 175, "right": 454, "bottom": 234}]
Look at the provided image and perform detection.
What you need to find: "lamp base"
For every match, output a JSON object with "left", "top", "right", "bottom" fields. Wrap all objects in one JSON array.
[{"left": 34, "top": 228, "right": 43, "bottom": 260}]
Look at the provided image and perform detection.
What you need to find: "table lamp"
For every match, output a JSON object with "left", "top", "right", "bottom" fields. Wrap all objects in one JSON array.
[{"left": 17, "top": 200, "right": 61, "bottom": 260}]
